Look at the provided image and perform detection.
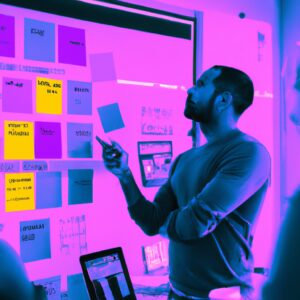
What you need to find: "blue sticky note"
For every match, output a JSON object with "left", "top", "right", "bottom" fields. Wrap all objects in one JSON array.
[
  {"left": 68, "top": 169, "right": 93, "bottom": 205},
  {"left": 68, "top": 81, "right": 92, "bottom": 115},
  {"left": 20, "top": 218, "right": 51, "bottom": 263},
  {"left": 24, "top": 18, "right": 55, "bottom": 62},
  {"left": 97, "top": 103, "right": 125, "bottom": 133},
  {"left": 36, "top": 172, "right": 62, "bottom": 209},
  {"left": 67, "top": 123, "right": 93, "bottom": 158},
  {"left": 67, "top": 273, "right": 89, "bottom": 300}
]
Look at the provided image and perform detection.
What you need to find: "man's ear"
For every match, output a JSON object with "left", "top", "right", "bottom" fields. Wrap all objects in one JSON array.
[{"left": 215, "top": 91, "right": 233, "bottom": 112}]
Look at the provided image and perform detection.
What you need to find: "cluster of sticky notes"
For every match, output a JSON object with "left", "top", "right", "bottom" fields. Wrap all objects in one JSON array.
[
  {"left": 5, "top": 171, "right": 62, "bottom": 212},
  {"left": 20, "top": 218, "right": 51, "bottom": 262},
  {"left": 4, "top": 120, "right": 62, "bottom": 160},
  {"left": 3, "top": 120, "right": 96, "bottom": 159},
  {"left": 1, "top": 76, "right": 62, "bottom": 115},
  {"left": 2, "top": 77, "right": 95, "bottom": 116},
  {"left": 1, "top": 15, "right": 87, "bottom": 65},
  {"left": 4, "top": 168, "right": 93, "bottom": 212}
]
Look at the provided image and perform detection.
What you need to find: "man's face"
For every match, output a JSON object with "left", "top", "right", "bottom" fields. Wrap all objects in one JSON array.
[{"left": 184, "top": 68, "right": 222, "bottom": 123}]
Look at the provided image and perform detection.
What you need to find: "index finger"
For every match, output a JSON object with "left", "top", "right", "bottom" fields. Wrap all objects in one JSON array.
[{"left": 110, "top": 140, "right": 123, "bottom": 152}]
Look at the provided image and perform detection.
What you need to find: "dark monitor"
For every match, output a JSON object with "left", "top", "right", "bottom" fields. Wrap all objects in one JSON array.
[{"left": 80, "top": 247, "right": 136, "bottom": 300}]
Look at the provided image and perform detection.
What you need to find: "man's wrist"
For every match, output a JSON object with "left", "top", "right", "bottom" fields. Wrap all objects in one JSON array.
[{"left": 118, "top": 167, "right": 132, "bottom": 184}]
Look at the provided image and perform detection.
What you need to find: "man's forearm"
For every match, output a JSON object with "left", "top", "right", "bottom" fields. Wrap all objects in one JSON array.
[{"left": 119, "top": 168, "right": 144, "bottom": 207}]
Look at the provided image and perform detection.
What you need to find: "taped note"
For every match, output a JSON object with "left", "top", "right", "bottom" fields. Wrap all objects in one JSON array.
[
  {"left": 4, "top": 121, "right": 34, "bottom": 160},
  {"left": 36, "top": 77, "right": 62, "bottom": 114},
  {"left": 5, "top": 172, "right": 35, "bottom": 212}
]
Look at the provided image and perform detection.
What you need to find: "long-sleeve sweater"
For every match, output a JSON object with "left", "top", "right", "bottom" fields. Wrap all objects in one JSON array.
[{"left": 123, "top": 130, "right": 271, "bottom": 298}]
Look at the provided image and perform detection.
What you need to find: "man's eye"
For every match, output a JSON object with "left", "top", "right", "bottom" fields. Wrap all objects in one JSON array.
[{"left": 197, "top": 80, "right": 204, "bottom": 87}]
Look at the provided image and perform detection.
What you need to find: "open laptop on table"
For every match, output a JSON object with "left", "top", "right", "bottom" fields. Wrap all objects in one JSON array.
[{"left": 80, "top": 247, "right": 137, "bottom": 300}]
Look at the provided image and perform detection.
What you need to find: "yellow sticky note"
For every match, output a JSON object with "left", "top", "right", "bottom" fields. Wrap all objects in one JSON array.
[
  {"left": 4, "top": 121, "right": 34, "bottom": 160},
  {"left": 5, "top": 173, "right": 35, "bottom": 212},
  {"left": 36, "top": 77, "right": 62, "bottom": 114}
]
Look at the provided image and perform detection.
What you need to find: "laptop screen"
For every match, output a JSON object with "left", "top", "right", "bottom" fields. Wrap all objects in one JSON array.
[{"left": 80, "top": 247, "right": 136, "bottom": 300}]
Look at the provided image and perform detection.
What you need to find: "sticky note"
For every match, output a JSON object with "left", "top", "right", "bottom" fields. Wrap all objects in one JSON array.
[
  {"left": 36, "top": 77, "right": 62, "bottom": 114},
  {"left": 34, "top": 276, "right": 61, "bottom": 300},
  {"left": 24, "top": 18, "right": 55, "bottom": 62},
  {"left": 97, "top": 103, "right": 125, "bottom": 133},
  {"left": 5, "top": 172, "right": 35, "bottom": 212},
  {"left": 2, "top": 77, "right": 32, "bottom": 113},
  {"left": 90, "top": 52, "right": 116, "bottom": 82},
  {"left": 67, "top": 274, "right": 89, "bottom": 300},
  {"left": 35, "top": 121, "right": 62, "bottom": 158},
  {"left": 20, "top": 218, "right": 51, "bottom": 263},
  {"left": 0, "top": 14, "right": 15, "bottom": 57},
  {"left": 67, "top": 80, "right": 92, "bottom": 115},
  {"left": 36, "top": 172, "right": 62, "bottom": 209},
  {"left": 4, "top": 121, "right": 34, "bottom": 160},
  {"left": 68, "top": 169, "right": 93, "bottom": 205},
  {"left": 58, "top": 25, "right": 86, "bottom": 66},
  {"left": 67, "top": 123, "right": 93, "bottom": 158}
]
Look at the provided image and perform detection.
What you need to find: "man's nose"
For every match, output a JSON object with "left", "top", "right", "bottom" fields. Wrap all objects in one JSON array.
[{"left": 187, "top": 87, "right": 194, "bottom": 94}]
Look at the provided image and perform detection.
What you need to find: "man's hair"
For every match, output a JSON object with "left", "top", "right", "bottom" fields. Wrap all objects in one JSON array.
[{"left": 212, "top": 65, "right": 254, "bottom": 116}]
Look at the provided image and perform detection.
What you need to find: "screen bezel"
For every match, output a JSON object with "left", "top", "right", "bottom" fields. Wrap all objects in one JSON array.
[{"left": 80, "top": 247, "right": 137, "bottom": 300}]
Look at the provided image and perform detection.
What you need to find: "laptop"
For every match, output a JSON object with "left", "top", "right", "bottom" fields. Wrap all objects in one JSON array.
[{"left": 80, "top": 247, "right": 137, "bottom": 300}]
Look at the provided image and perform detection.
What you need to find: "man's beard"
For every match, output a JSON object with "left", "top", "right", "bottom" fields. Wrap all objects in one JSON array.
[{"left": 184, "top": 93, "right": 216, "bottom": 124}]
